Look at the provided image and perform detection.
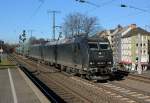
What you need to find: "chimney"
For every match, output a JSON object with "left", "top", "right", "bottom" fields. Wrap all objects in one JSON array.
[
  {"left": 117, "top": 24, "right": 122, "bottom": 29},
  {"left": 117, "top": 24, "right": 123, "bottom": 30},
  {"left": 130, "top": 24, "right": 136, "bottom": 29}
]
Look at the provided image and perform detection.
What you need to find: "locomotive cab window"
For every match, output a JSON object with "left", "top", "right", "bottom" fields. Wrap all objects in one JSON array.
[
  {"left": 99, "top": 42, "right": 110, "bottom": 50},
  {"left": 88, "top": 42, "right": 98, "bottom": 50}
]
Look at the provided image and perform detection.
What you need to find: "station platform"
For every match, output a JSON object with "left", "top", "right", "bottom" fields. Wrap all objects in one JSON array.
[{"left": 0, "top": 68, "right": 50, "bottom": 103}]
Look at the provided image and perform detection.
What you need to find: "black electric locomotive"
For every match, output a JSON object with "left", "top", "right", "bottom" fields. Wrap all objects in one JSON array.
[{"left": 54, "top": 36, "right": 113, "bottom": 80}]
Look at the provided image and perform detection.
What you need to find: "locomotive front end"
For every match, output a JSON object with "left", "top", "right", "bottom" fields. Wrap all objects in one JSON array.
[{"left": 87, "top": 38, "right": 113, "bottom": 80}]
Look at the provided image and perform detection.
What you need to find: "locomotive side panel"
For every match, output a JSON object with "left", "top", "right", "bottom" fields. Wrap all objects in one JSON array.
[
  {"left": 56, "top": 43, "right": 74, "bottom": 67},
  {"left": 78, "top": 39, "right": 89, "bottom": 69},
  {"left": 72, "top": 43, "right": 83, "bottom": 69},
  {"left": 56, "top": 40, "right": 88, "bottom": 70},
  {"left": 72, "top": 40, "right": 89, "bottom": 70}
]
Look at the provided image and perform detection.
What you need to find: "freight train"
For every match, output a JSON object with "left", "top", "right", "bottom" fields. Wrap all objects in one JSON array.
[{"left": 16, "top": 36, "right": 125, "bottom": 80}]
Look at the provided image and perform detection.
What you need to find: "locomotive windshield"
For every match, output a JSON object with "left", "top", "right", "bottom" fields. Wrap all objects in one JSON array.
[
  {"left": 88, "top": 43, "right": 98, "bottom": 50},
  {"left": 99, "top": 42, "right": 110, "bottom": 50}
]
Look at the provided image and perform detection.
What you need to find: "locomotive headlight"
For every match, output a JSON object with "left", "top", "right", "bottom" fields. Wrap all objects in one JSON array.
[
  {"left": 107, "top": 62, "right": 112, "bottom": 64},
  {"left": 97, "top": 62, "right": 105, "bottom": 64},
  {"left": 83, "top": 68, "right": 87, "bottom": 70},
  {"left": 97, "top": 62, "right": 101, "bottom": 64},
  {"left": 90, "top": 62, "right": 94, "bottom": 65},
  {"left": 99, "top": 52, "right": 102, "bottom": 55}
]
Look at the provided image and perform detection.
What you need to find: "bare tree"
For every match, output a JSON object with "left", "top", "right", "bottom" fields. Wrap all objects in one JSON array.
[{"left": 62, "top": 12, "right": 101, "bottom": 38}]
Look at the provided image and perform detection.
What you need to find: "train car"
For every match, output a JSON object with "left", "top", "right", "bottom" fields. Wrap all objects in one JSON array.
[
  {"left": 42, "top": 43, "right": 56, "bottom": 64},
  {"left": 15, "top": 43, "right": 30, "bottom": 56},
  {"left": 29, "top": 44, "right": 43, "bottom": 61},
  {"left": 23, "top": 43, "right": 30, "bottom": 57},
  {"left": 15, "top": 46, "right": 23, "bottom": 55}
]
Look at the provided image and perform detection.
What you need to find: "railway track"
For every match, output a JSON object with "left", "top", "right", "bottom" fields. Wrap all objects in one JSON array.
[
  {"left": 127, "top": 74, "right": 150, "bottom": 84},
  {"left": 20, "top": 66, "right": 66, "bottom": 103},
  {"left": 67, "top": 75, "right": 150, "bottom": 103},
  {"left": 100, "top": 82, "right": 150, "bottom": 103},
  {"left": 9, "top": 54, "right": 150, "bottom": 103}
]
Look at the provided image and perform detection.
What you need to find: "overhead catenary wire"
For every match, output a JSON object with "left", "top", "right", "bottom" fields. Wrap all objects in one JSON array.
[
  {"left": 17, "top": 0, "right": 45, "bottom": 44},
  {"left": 78, "top": 0, "right": 150, "bottom": 26},
  {"left": 21, "top": 0, "right": 45, "bottom": 36},
  {"left": 83, "top": 0, "right": 116, "bottom": 15},
  {"left": 128, "top": 5, "right": 150, "bottom": 14},
  {"left": 23, "top": 0, "right": 45, "bottom": 29},
  {"left": 120, "top": 2, "right": 150, "bottom": 14},
  {"left": 104, "top": 1, "right": 150, "bottom": 24},
  {"left": 29, "top": 0, "right": 45, "bottom": 21},
  {"left": 77, "top": 0, "right": 116, "bottom": 8}
]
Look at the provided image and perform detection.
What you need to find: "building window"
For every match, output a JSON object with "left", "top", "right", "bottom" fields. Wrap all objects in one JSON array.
[
  {"left": 143, "top": 43, "right": 145, "bottom": 46},
  {"left": 136, "top": 43, "right": 143, "bottom": 47},
  {"left": 144, "top": 50, "right": 146, "bottom": 54}
]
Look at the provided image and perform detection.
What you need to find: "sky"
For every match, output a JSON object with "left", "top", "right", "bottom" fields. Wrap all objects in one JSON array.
[{"left": 0, "top": 0, "right": 150, "bottom": 43}]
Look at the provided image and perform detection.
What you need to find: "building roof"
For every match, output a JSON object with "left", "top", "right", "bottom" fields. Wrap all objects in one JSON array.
[
  {"left": 110, "top": 29, "right": 115, "bottom": 33},
  {"left": 117, "top": 26, "right": 129, "bottom": 34},
  {"left": 93, "top": 29, "right": 115, "bottom": 38},
  {"left": 122, "top": 27, "right": 150, "bottom": 38}
]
